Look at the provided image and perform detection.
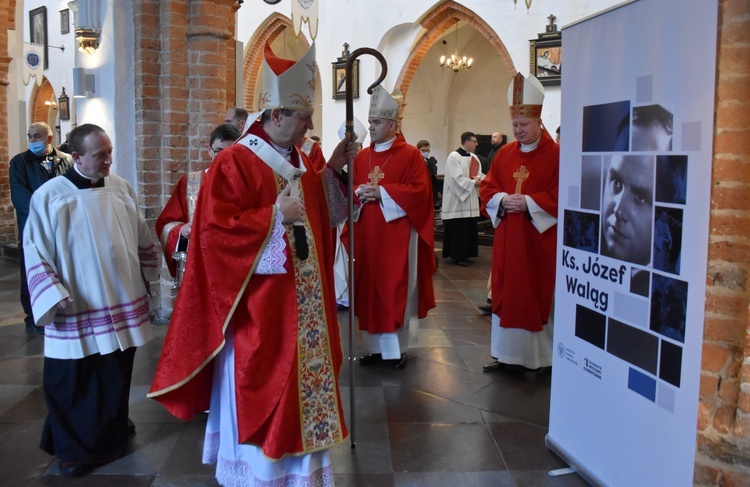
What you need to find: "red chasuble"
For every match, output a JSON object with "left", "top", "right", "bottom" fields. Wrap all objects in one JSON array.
[
  {"left": 479, "top": 130, "right": 559, "bottom": 332},
  {"left": 148, "top": 121, "right": 347, "bottom": 459},
  {"left": 155, "top": 171, "right": 203, "bottom": 277},
  {"left": 349, "top": 135, "right": 436, "bottom": 333}
]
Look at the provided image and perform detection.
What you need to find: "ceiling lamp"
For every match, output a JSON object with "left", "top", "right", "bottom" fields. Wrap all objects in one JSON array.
[{"left": 439, "top": 19, "right": 473, "bottom": 73}]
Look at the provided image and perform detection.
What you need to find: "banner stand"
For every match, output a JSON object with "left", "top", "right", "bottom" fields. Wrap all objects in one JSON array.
[
  {"left": 546, "top": 0, "right": 718, "bottom": 484},
  {"left": 545, "top": 435, "right": 603, "bottom": 486}
]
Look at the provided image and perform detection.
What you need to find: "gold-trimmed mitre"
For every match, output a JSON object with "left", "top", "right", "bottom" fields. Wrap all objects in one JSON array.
[
  {"left": 259, "top": 43, "right": 317, "bottom": 111},
  {"left": 507, "top": 72, "right": 544, "bottom": 119},
  {"left": 368, "top": 85, "right": 402, "bottom": 120}
]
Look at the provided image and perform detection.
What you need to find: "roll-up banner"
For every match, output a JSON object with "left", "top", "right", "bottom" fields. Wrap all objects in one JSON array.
[{"left": 547, "top": 0, "right": 719, "bottom": 485}]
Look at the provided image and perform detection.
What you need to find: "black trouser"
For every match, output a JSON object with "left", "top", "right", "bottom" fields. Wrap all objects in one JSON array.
[
  {"left": 19, "top": 250, "right": 33, "bottom": 327},
  {"left": 442, "top": 217, "right": 479, "bottom": 262}
]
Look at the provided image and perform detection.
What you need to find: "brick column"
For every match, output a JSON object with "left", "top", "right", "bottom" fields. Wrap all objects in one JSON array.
[
  {"left": 134, "top": 0, "right": 237, "bottom": 320},
  {"left": 694, "top": 0, "right": 750, "bottom": 484},
  {"left": 185, "top": 0, "right": 235, "bottom": 169},
  {"left": 0, "top": 1, "right": 18, "bottom": 242}
]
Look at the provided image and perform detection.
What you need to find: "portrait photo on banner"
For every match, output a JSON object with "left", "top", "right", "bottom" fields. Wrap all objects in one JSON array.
[{"left": 562, "top": 94, "right": 692, "bottom": 403}]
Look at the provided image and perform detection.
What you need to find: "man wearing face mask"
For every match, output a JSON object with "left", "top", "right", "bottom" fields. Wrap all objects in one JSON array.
[{"left": 9, "top": 122, "right": 72, "bottom": 334}]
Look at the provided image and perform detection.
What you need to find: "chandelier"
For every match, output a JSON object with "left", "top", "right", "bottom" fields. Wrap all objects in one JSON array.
[{"left": 439, "top": 19, "right": 473, "bottom": 72}]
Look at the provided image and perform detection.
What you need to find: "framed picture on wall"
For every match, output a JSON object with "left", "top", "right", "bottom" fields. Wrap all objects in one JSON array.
[
  {"left": 60, "top": 9, "right": 70, "bottom": 35},
  {"left": 29, "top": 6, "right": 48, "bottom": 69},
  {"left": 58, "top": 89, "right": 70, "bottom": 121},
  {"left": 529, "top": 32, "right": 561, "bottom": 86},
  {"left": 331, "top": 43, "right": 359, "bottom": 100}
]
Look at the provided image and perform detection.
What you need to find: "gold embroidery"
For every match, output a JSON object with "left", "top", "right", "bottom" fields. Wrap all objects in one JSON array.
[
  {"left": 277, "top": 175, "right": 344, "bottom": 451},
  {"left": 300, "top": 138, "right": 316, "bottom": 157},
  {"left": 159, "top": 222, "right": 180, "bottom": 249},
  {"left": 186, "top": 171, "right": 204, "bottom": 223}
]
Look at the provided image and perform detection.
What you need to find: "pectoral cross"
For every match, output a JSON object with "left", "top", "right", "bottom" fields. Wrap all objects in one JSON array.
[
  {"left": 513, "top": 165, "right": 529, "bottom": 194},
  {"left": 369, "top": 166, "right": 385, "bottom": 186}
]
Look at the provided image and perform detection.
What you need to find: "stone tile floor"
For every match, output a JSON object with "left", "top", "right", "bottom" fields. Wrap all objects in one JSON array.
[{"left": 0, "top": 246, "right": 587, "bottom": 486}]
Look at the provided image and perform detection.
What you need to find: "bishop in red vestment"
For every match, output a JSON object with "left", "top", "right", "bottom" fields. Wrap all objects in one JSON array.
[
  {"left": 149, "top": 44, "right": 357, "bottom": 486},
  {"left": 480, "top": 73, "right": 559, "bottom": 372},
  {"left": 350, "top": 85, "right": 436, "bottom": 369}
]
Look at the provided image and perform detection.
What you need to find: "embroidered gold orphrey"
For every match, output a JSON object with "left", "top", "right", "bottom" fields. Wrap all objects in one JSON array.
[{"left": 277, "top": 175, "right": 344, "bottom": 451}]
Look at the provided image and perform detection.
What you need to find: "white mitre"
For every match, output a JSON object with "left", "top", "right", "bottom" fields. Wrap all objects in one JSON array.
[
  {"left": 507, "top": 72, "right": 545, "bottom": 119},
  {"left": 259, "top": 43, "right": 317, "bottom": 111},
  {"left": 368, "top": 85, "right": 402, "bottom": 120}
]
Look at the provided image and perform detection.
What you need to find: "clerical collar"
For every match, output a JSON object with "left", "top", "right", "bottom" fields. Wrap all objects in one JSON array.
[
  {"left": 65, "top": 164, "right": 105, "bottom": 189},
  {"left": 520, "top": 136, "right": 541, "bottom": 153},
  {"left": 374, "top": 136, "right": 396, "bottom": 153},
  {"left": 269, "top": 141, "right": 293, "bottom": 159},
  {"left": 457, "top": 147, "right": 470, "bottom": 157}
]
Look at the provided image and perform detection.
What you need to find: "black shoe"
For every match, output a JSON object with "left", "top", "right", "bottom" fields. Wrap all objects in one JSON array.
[
  {"left": 393, "top": 355, "right": 408, "bottom": 370},
  {"left": 503, "top": 363, "right": 532, "bottom": 372},
  {"left": 25, "top": 323, "right": 44, "bottom": 335},
  {"left": 59, "top": 463, "right": 86, "bottom": 476},
  {"left": 483, "top": 360, "right": 505, "bottom": 372},
  {"left": 455, "top": 260, "right": 469, "bottom": 267},
  {"left": 358, "top": 353, "right": 382, "bottom": 366},
  {"left": 127, "top": 418, "right": 136, "bottom": 436},
  {"left": 477, "top": 304, "right": 492, "bottom": 315}
]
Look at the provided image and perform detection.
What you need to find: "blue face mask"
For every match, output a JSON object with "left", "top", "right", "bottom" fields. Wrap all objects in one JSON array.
[{"left": 28, "top": 141, "right": 47, "bottom": 156}]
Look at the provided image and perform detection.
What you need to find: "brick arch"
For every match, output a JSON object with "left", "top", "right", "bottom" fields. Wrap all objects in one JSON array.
[
  {"left": 241, "top": 14, "right": 312, "bottom": 111},
  {"left": 29, "top": 78, "right": 57, "bottom": 131},
  {"left": 394, "top": 0, "right": 515, "bottom": 118}
]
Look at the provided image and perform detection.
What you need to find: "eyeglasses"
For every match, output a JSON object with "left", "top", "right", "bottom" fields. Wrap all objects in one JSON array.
[{"left": 210, "top": 146, "right": 223, "bottom": 155}]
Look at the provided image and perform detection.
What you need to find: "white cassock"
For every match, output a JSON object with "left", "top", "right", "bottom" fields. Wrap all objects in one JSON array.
[
  {"left": 202, "top": 325, "right": 334, "bottom": 486},
  {"left": 23, "top": 174, "right": 158, "bottom": 359}
]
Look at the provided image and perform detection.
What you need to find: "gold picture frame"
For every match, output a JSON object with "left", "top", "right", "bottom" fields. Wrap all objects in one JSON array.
[
  {"left": 332, "top": 43, "right": 358, "bottom": 100},
  {"left": 529, "top": 31, "right": 561, "bottom": 87}
]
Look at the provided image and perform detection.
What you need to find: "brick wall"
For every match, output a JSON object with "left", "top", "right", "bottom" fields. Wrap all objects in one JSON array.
[
  {"left": 694, "top": 0, "right": 750, "bottom": 484},
  {"left": 133, "top": 0, "right": 238, "bottom": 320},
  {"left": 0, "top": 1, "right": 17, "bottom": 242},
  {"left": 30, "top": 80, "right": 55, "bottom": 133}
]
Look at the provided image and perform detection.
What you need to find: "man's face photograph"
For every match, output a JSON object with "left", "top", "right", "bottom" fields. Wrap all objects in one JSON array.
[{"left": 601, "top": 155, "right": 654, "bottom": 265}]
